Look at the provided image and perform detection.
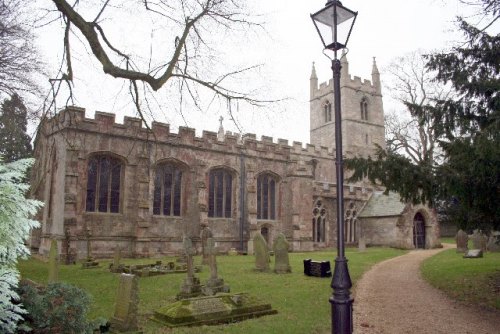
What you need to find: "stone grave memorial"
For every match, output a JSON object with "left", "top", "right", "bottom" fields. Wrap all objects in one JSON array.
[
  {"left": 455, "top": 229, "right": 468, "bottom": 253},
  {"left": 62, "top": 227, "right": 76, "bottom": 265},
  {"left": 152, "top": 236, "right": 277, "bottom": 328},
  {"left": 358, "top": 236, "right": 366, "bottom": 252},
  {"left": 463, "top": 249, "right": 483, "bottom": 258},
  {"left": 81, "top": 228, "right": 100, "bottom": 269},
  {"left": 253, "top": 233, "right": 270, "bottom": 272},
  {"left": 152, "top": 293, "right": 277, "bottom": 328},
  {"left": 487, "top": 234, "right": 500, "bottom": 252},
  {"left": 176, "top": 237, "right": 202, "bottom": 300},
  {"left": 200, "top": 225, "right": 213, "bottom": 265},
  {"left": 303, "top": 259, "right": 332, "bottom": 277},
  {"left": 273, "top": 233, "right": 291, "bottom": 274},
  {"left": 201, "top": 237, "right": 230, "bottom": 296},
  {"left": 110, "top": 274, "right": 139, "bottom": 333},
  {"left": 470, "top": 230, "right": 488, "bottom": 252},
  {"left": 48, "top": 239, "right": 59, "bottom": 283}
]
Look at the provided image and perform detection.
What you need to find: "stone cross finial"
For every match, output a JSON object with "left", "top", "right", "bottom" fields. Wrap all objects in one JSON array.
[{"left": 219, "top": 116, "right": 223, "bottom": 127}]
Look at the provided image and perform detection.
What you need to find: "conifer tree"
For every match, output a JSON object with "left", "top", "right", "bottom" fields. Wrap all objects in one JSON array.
[
  {"left": 0, "top": 94, "right": 32, "bottom": 162},
  {"left": 346, "top": 2, "right": 499, "bottom": 231}
]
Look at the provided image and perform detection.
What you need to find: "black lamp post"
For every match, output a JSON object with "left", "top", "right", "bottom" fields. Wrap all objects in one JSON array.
[{"left": 311, "top": 1, "right": 357, "bottom": 333}]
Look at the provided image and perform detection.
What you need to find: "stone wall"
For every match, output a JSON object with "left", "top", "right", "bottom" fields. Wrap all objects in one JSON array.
[{"left": 32, "top": 107, "right": 375, "bottom": 258}]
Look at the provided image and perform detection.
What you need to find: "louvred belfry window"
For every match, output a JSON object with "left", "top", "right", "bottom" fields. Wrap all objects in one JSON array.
[
  {"left": 86, "top": 155, "right": 122, "bottom": 213},
  {"left": 153, "top": 164, "right": 182, "bottom": 216}
]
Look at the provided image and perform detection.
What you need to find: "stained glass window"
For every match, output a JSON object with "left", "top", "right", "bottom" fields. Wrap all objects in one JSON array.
[
  {"left": 86, "top": 155, "right": 122, "bottom": 213},
  {"left": 257, "top": 173, "right": 277, "bottom": 220},
  {"left": 208, "top": 168, "right": 232, "bottom": 218},
  {"left": 153, "top": 164, "right": 182, "bottom": 216}
]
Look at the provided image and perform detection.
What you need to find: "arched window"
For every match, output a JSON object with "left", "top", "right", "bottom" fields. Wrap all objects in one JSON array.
[
  {"left": 360, "top": 98, "right": 368, "bottom": 120},
  {"left": 86, "top": 155, "right": 122, "bottom": 213},
  {"left": 312, "top": 200, "right": 326, "bottom": 242},
  {"left": 208, "top": 168, "right": 233, "bottom": 218},
  {"left": 324, "top": 101, "right": 332, "bottom": 123},
  {"left": 153, "top": 163, "right": 183, "bottom": 216},
  {"left": 257, "top": 173, "right": 277, "bottom": 220}
]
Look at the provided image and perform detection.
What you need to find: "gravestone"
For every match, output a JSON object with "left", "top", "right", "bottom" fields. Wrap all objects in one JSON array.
[
  {"left": 463, "top": 249, "right": 483, "bottom": 258},
  {"left": 62, "top": 227, "right": 76, "bottom": 265},
  {"left": 253, "top": 233, "right": 270, "bottom": 272},
  {"left": 177, "top": 237, "right": 202, "bottom": 300},
  {"left": 200, "top": 225, "right": 213, "bottom": 265},
  {"left": 202, "top": 237, "right": 229, "bottom": 295},
  {"left": 48, "top": 239, "right": 59, "bottom": 283},
  {"left": 470, "top": 230, "right": 487, "bottom": 252},
  {"left": 82, "top": 228, "right": 100, "bottom": 269},
  {"left": 456, "top": 229, "right": 468, "bottom": 253},
  {"left": 273, "top": 234, "right": 291, "bottom": 274},
  {"left": 303, "top": 259, "right": 332, "bottom": 277},
  {"left": 110, "top": 247, "right": 123, "bottom": 273},
  {"left": 487, "top": 235, "right": 500, "bottom": 252},
  {"left": 110, "top": 274, "right": 139, "bottom": 332},
  {"left": 358, "top": 236, "right": 366, "bottom": 252},
  {"left": 227, "top": 248, "right": 238, "bottom": 256}
]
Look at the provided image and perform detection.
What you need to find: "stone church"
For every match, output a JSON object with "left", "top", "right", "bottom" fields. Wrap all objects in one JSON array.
[{"left": 30, "top": 56, "right": 440, "bottom": 259}]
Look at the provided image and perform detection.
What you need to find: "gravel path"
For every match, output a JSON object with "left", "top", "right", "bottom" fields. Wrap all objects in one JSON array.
[{"left": 353, "top": 244, "right": 500, "bottom": 334}]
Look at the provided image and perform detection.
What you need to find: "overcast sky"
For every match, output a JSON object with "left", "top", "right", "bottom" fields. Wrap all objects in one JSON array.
[{"left": 36, "top": 0, "right": 490, "bottom": 144}]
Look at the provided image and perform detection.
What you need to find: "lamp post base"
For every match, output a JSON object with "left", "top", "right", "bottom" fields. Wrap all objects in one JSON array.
[{"left": 330, "top": 256, "right": 354, "bottom": 334}]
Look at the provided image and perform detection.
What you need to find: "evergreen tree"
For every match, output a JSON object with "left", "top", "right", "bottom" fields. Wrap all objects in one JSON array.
[
  {"left": 346, "top": 2, "right": 499, "bottom": 231},
  {"left": 0, "top": 158, "right": 42, "bottom": 333},
  {"left": 0, "top": 94, "right": 32, "bottom": 162}
]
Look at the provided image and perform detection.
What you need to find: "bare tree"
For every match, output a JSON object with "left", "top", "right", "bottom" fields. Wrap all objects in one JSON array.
[
  {"left": 0, "top": 0, "right": 43, "bottom": 99},
  {"left": 46, "top": 0, "right": 267, "bottom": 124},
  {"left": 384, "top": 51, "right": 453, "bottom": 166}
]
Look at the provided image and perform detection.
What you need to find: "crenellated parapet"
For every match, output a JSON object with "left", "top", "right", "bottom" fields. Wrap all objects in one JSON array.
[{"left": 45, "top": 106, "right": 336, "bottom": 161}]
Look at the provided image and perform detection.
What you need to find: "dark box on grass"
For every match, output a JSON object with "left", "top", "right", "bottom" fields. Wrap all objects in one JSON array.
[{"left": 303, "top": 259, "right": 332, "bottom": 277}]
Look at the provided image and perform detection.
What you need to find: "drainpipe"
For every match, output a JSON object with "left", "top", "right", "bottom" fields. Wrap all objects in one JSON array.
[{"left": 239, "top": 153, "right": 246, "bottom": 252}]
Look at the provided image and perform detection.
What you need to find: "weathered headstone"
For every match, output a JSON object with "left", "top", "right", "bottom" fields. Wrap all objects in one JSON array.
[
  {"left": 456, "top": 229, "right": 468, "bottom": 253},
  {"left": 358, "top": 236, "right": 366, "bottom": 252},
  {"left": 273, "top": 233, "right": 291, "bottom": 274},
  {"left": 48, "top": 239, "right": 59, "bottom": 283},
  {"left": 200, "top": 225, "right": 213, "bottom": 265},
  {"left": 110, "top": 247, "right": 122, "bottom": 273},
  {"left": 463, "top": 249, "right": 483, "bottom": 258},
  {"left": 253, "top": 233, "right": 270, "bottom": 272},
  {"left": 62, "top": 227, "right": 76, "bottom": 265},
  {"left": 470, "top": 230, "right": 487, "bottom": 252},
  {"left": 202, "top": 237, "right": 229, "bottom": 295},
  {"left": 177, "top": 237, "right": 202, "bottom": 299},
  {"left": 227, "top": 248, "right": 238, "bottom": 256},
  {"left": 110, "top": 274, "right": 139, "bottom": 332},
  {"left": 82, "top": 227, "right": 99, "bottom": 269},
  {"left": 487, "top": 235, "right": 500, "bottom": 252}
]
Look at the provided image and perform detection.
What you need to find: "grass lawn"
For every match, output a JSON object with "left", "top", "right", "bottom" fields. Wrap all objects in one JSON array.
[
  {"left": 19, "top": 247, "right": 406, "bottom": 333},
  {"left": 439, "top": 237, "right": 455, "bottom": 244},
  {"left": 422, "top": 249, "right": 500, "bottom": 311}
]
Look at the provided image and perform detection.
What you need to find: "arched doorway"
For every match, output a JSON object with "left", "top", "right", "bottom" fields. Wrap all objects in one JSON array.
[{"left": 413, "top": 213, "right": 426, "bottom": 249}]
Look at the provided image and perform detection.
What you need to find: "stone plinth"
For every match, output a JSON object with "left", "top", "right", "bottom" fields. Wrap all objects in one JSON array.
[{"left": 152, "top": 293, "right": 277, "bottom": 327}]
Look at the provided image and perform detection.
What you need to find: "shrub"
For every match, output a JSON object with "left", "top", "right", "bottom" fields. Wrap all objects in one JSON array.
[{"left": 18, "top": 281, "right": 99, "bottom": 333}]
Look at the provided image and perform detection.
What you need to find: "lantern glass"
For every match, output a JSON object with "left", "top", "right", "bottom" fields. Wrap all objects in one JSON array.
[{"left": 311, "top": 1, "right": 357, "bottom": 51}]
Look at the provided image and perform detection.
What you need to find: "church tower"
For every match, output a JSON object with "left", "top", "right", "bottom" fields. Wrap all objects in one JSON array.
[{"left": 309, "top": 55, "right": 385, "bottom": 157}]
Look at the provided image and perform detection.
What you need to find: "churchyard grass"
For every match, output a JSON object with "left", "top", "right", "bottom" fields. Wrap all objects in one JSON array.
[
  {"left": 439, "top": 237, "right": 455, "bottom": 244},
  {"left": 19, "top": 247, "right": 406, "bottom": 333},
  {"left": 422, "top": 249, "right": 500, "bottom": 311}
]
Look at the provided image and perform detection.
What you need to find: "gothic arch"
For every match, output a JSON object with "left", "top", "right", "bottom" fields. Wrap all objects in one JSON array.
[{"left": 312, "top": 199, "right": 327, "bottom": 243}]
